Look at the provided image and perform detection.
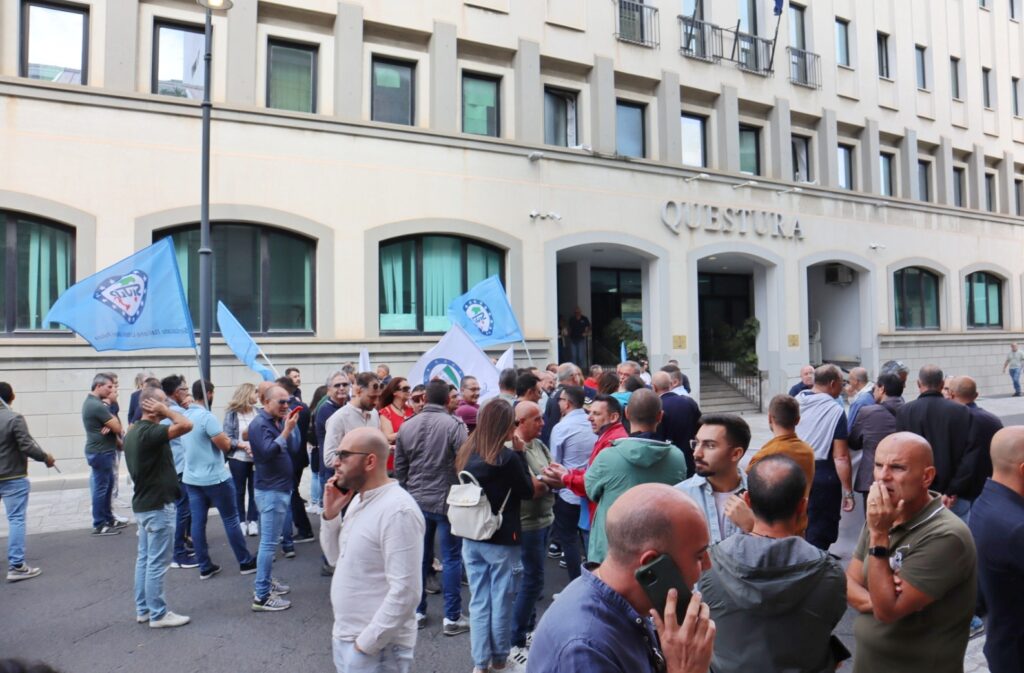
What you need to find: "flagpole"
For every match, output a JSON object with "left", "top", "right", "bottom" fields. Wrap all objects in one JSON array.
[
  {"left": 258, "top": 348, "right": 280, "bottom": 378},
  {"left": 192, "top": 345, "right": 210, "bottom": 406},
  {"left": 520, "top": 339, "right": 535, "bottom": 367}
]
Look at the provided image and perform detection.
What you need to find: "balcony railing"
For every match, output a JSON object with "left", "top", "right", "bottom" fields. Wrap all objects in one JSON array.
[
  {"left": 788, "top": 46, "right": 822, "bottom": 89},
  {"left": 729, "top": 30, "right": 774, "bottom": 76},
  {"left": 678, "top": 16, "right": 723, "bottom": 62},
  {"left": 616, "top": 0, "right": 660, "bottom": 49}
]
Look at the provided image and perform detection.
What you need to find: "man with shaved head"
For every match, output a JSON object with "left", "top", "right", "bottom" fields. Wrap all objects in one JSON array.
[
  {"left": 968, "top": 427, "right": 1024, "bottom": 673},
  {"left": 845, "top": 367, "right": 874, "bottom": 427},
  {"left": 652, "top": 371, "right": 702, "bottom": 476},
  {"left": 950, "top": 376, "right": 1003, "bottom": 505},
  {"left": 321, "top": 427, "right": 425, "bottom": 673},
  {"left": 846, "top": 432, "right": 977, "bottom": 673},
  {"left": 527, "top": 483, "right": 715, "bottom": 673},
  {"left": 788, "top": 365, "right": 814, "bottom": 397},
  {"left": 584, "top": 389, "right": 687, "bottom": 564}
]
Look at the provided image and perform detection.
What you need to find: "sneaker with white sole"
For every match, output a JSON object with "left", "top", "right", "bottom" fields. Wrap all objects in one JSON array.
[
  {"left": 149, "top": 611, "right": 190, "bottom": 628},
  {"left": 239, "top": 559, "right": 257, "bottom": 575},
  {"left": 416, "top": 612, "right": 427, "bottom": 630},
  {"left": 509, "top": 645, "right": 529, "bottom": 667},
  {"left": 199, "top": 564, "right": 221, "bottom": 580},
  {"left": 170, "top": 555, "right": 199, "bottom": 569},
  {"left": 252, "top": 593, "right": 291, "bottom": 611},
  {"left": 292, "top": 533, "right": 316, "bottom": 544},
  {"left": 6, "top": 564, "right": 41, "bottom": 582},
  {"left": 92, "top": 524, "right": 121, "bottom": 536},
  {"left": 135, "top": 613, "right": 150, "bottom": 624},
  {"left": 112, "top": 513, "right": 129, "bottom": 524},
  {"left": 110, "top": 518, "right": 129, "bottom": 529},
  {"left": 246, "top": 521, "right": 258, "bottom": 536},
  {"left": 270, "top": 578, "right": 291, "bottom": 595},
  {"left": 443, "top": 615, "right": 470, "bottom": 636}
]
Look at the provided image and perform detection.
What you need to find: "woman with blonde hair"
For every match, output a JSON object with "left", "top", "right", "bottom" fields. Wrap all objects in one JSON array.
[
  {"left": 455, "top": 401, "right": 534, "bottom": 673},
  {"left": 224, "top": 382, "right": 260, "bottom": 536}
]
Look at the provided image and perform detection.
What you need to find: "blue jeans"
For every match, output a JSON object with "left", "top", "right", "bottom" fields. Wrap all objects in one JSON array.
[
  {"left": 173, "top": 474, "right": 192, "bottom": 563},
  {"left": 227, "top": 459, "right": 258, "bottom": 523},
  {"left": 552, "top": 498, "right": 582, "bottom": 580},
  {"left": 0, "top": 478, "right": 30, "bottom": 567},
  {"left": 254, "top": 488, "right": 290, "bottom": 599},
  {"left": 570, "top": 339, "right": 586, "bottom": 367},
  {"left": 512, "top": 526, "right": 550, "bottom": 647},
  {"left": 418, "top": 510, "right": 463, "bottom": 620},
  {"left": 185, "top": 479, "right": 254, "bottom": 572},
  {"left": 134, "top": 503, "right": 175, "bottom": 620},
  {"left": 1010, "top": 367, "right": 1021, "bottom": 395},
  {"left": 463, "top": 540, "right": 521, "bottom": 669},
  {"left": 332, "top": 638, "right": 413, "bottom": 673},
  {"left": 87, "top": 451, "right": 116, "bottom": 528}
]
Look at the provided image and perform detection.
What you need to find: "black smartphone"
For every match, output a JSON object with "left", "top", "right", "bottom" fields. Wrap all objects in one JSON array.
[
  {"left": 634, "top": 553, "right": 692, "bottom": 623},
  {"left": 332, "top": 479, "right": 349, "bottom": 495}
]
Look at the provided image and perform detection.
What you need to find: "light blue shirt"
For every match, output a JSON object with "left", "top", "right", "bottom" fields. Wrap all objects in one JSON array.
[
  {"left": 161, "top": 403, "right": 187, "bottom": 475},
  {"left": 847, "top": 386, "right": 875, "bottom": 428},
  {"left": 181, "top": 405, "right": 229, "bottom": 487},
  {"left": 675, "top": 471, "right": 748, "bottom": 545},
  {"left": 549, "top": 408, "right": 597, "bottom": 505}
]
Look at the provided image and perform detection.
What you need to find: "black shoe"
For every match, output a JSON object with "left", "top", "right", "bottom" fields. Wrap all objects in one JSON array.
[
  {"left": 109, "top": 519, "right": 129, "bottom": 530},
  {"left": 425, "top": 573, "right": 441, "bottom": 595},
  {"left": 199, "top": 564, "right": 221, "bottom": 580},
  {"left": 239, "top": 560, "right": 257, "bottom": 575},
  {"left": 292, "top": 532, "right": 316, "bottom": 544},
  {"left": 547, "top": 543, "right": 562, "bottom": 559},
  {"left": 92, "top": 524, "right": 121, "bottom": 536},
  {"left": 283, "top": 549, "right": 296, "bottom": 559},
  {"left": 320, "top": 562, "right": 335, "bottom": 577}
]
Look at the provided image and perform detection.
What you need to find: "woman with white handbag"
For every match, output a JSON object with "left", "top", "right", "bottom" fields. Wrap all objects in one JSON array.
[{"left": 452, "top": 401, "right": 534, "bottom": 673}]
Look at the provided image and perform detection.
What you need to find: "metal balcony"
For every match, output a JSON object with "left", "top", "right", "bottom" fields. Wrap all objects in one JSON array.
[
  {"left": 615, "top": 0, "right": 660, "bottom": 49},
  {"left": 730, "top": 30, "right": 774, "bottom": 76},
  {"left": 788, "top": 46, "right": 822, "bottom": 89},
  {"left": 678, "top": 16, "right": 723, "bottom": 62}
]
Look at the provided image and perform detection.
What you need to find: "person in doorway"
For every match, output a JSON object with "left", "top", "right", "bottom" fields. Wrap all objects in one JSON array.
[
  {"left": 1002, "top": 343, "right": 1024, "bottom": 397},
  {"left": 567, "top": 307, "right": 591, "bottom": 367}
]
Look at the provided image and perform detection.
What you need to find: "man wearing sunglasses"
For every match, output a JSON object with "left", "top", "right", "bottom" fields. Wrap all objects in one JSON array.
[{"left": 323, "top": 373, "right": 381, "bottom": 470}]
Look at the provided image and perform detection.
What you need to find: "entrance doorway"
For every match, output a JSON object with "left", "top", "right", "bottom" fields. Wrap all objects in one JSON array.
[{"left": 806, "top": 262, "right": 863, "bottom": 368}]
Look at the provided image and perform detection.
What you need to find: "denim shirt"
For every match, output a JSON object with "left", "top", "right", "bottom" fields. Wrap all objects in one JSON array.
[
  {"left": 527, "top": 565, "right": 663, "bottom": 673},
  {"left": 675, "top": 470, "right": 749, "bottom": 545},
  {"left": 549, "top": 408, "right": 597, "bottom": 506}
]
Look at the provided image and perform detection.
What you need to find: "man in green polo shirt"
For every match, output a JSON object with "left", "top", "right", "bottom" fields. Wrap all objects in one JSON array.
[{"left": 845, "top": 432, "right": 977, "bottom": 673}]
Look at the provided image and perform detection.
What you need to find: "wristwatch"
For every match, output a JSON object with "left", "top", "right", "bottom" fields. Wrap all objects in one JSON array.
[
  {"left": 843, "top": 491, "right": 855, "bottom": 499},
  {"left": 868, "top": 545, "right": 889, "bottom": 558}
]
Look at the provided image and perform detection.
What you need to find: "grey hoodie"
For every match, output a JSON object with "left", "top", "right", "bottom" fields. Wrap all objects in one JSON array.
[{"left": 697, "top": 533, "right": 847, "bottom": 673}]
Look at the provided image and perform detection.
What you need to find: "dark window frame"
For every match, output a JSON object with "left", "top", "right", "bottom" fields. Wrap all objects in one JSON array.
[
  {"left": 616, "top": 99, "right": 647, "bottom": 158},
  {"left": 370, "top": 54, "right": 416, "bottom": 125},
  {"left": 20, "top": 0, "right": 90, "bottom": 84},
  {"left": 915, "top": 44, "right": 928, "bottom": 90},
  {"left": 151, "top": 18, "right": 205, "bottom": 97},
  {"left": 838, "top": 143, "right": 855, "bottom": 190},
  {"left": 462, "top": 71, "right": 502, "bottom": 137},
  {"left": 835, "top": 18, "right": 851, "bottom": 67},
  {"left": 0, "top": 210, "right": 76, "bottom": 335},
  {"left": 681, "top": 112, "right": 708, "bottom": 168},
  {"left": 739, "top": 124, "right": 761, "bottom": 176},
  {"left": 894, "top": 266, "right": 941, "bottom": 331},
  {"left": 965, "top": 271, "right": 1004, "bottom": 329},
  {"left": 985, "top": 172, "right": 997, "bottom": 211},
  {"left": 543, "top": 86, "right": 579, "bottom": 147},
  {"left": 154, "top": 223, "right": 317, "bottom": 336},
  {"left": 953, "top": 166, "right": 966, "bottom": 207},
  {"left": 876, "top": 32, "right": 890, "bottom": 79},
  {"left": 982, "top": 67, "right": 994, "bottom": 109},
  {"left": 880, "top": 152, "right": 895, "bottom": 196},
  {"left": 266, "top": 37, "right": 319, "bottom": 114},
  {"left": 950, "top": 57, "right": 962, "bottom": 99},
  {"left": 378, "top": 234, "right": 507, "bottom": 335},
  {"left": 917, "top": 159, "right": 932, "bottom": 202}
]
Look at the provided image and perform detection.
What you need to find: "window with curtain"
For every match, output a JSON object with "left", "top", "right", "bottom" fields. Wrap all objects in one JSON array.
[
  {"left": 894, "top": 267, "right": 940, "bottom": 330},
  {"left": 966, "top": 272, "right": 1002, "bottom": 328},
  {"left": 156, "top": 223, "right": 315, "bottom": 334},
  {"left": 0, "top": 212, "right": 74, "bottom": 333},
  {"left": 379, "top": 235, "right": 505, "bottom": 334},
  {"left": 22, "top": 1, "right": 88, "bottom": 84},
  {"left": 792, "top": 135, "right": 811, "bottom": 182},
  {"left": 463, "top": 73, "right": 500, "bottom": 136},
  {"left": 268, "top": 40, "right": 317, "bottom": 113},
  {"left": 372, "top": 57, "right": 415, "bottom": 125},
  {"left": 153, "top": 21, "right": 205, "bottom": 99}
]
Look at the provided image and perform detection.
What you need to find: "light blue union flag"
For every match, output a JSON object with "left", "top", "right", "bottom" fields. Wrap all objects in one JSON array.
[
  {"left": 44, "top": 238, "right": 195, "bottom": 352},
  {"left": 407, "top": 324, "right": 500, "bottom": 401},
  {"left": 446, "top": 275, "right": 524, "bottom": 347},
  {"left": 217, "top": 301, "right": 276, "bottom": 382}
]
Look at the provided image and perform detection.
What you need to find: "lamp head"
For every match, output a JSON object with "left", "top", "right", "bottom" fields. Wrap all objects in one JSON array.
[{"left": 197, "top": 0, "right": 233, "bottom": 9}]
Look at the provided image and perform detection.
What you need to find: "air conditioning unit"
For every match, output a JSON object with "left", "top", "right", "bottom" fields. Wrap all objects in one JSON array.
[{"left": 824, "top": 263, "right": 854, "bottom": 285}]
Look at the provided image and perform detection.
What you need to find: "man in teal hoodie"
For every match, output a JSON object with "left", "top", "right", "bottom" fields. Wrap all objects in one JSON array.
[{"left": 585, "top": 389, "right": 687, "bottom": 563}]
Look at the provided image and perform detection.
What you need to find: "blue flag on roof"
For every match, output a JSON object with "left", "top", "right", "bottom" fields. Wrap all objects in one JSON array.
[
  {"left": 217, "top": 301, "right": 276, "bottom": 382},
  {"left": 446, "top": 275, "right": 524, "bottom": 347},
  {"left": 774, "top": 0, "right": 784, "bottom": 15},
  {"left": 44, "top": 238, "right": 195, "bottom": 351}
]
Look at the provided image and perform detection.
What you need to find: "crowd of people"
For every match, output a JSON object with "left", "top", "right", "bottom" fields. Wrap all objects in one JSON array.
[{"left": 0, "top": 353, "right": 1022, "bottom": 673}]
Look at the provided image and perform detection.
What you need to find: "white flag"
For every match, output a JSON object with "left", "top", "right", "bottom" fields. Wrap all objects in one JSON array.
[
  {"left": 407, "top": 324, "right": 500, "bottom": 400},
  {"left": 495, "top": 346, "right": 514, "bottom": 373},
  {"left": 359, "top": 347, "right": 372, "bottom": 373}
]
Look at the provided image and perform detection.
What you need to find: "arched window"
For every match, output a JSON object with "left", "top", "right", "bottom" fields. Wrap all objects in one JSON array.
[
  {"left": 965, "top": 271, "right": 1003, "bottom": 328},
  {"left": 1, "top": 211, "right": 74, "bottom": 332},
  {"left": 155, "top": 224, "right": 315, "bottom": 333},
  {"left": 894, "top": 266, "right": 940, "bottom": 330},
  {"left": 379, "top": 235, "right": 505, "bottom": 333}
]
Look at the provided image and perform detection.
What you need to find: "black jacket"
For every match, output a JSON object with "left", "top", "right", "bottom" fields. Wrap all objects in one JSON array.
[
  {"left": 463, "top": 448, "right": 533, "bottom": 545},
  {"left": 896, "top": 391, "right": 974, "bottom": 497},
  {"left": 849, "top": 397, "right": 903, "bottom": 492},
  {"left": 961, "top": 403, "right": 1002, "bottom": 500},
  {"left": 655, "top": 392, "right": 702, "bottom": 476}
]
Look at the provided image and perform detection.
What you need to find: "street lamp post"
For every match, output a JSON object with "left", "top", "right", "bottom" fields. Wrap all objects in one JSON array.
[{"left": 196, "top": 0, "right": 232, "bottom": 381}]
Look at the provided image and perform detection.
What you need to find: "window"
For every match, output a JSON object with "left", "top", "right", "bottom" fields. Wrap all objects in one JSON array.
[
  {"left": 835, "top": 19, "right": 851, "bottom": 67},
  {"left": 544, "top": 88, "right": 578, "bottom": 147},
  {"left": 792, "top": 135, "right": 812, "bottom": 182},
  {"left": 953, "top": 166, "right": 966, "bottom": 207},
  {"left": 1014, "top": 77, "right": 1022, "bottom": 116},
  {"left": 789, "top": 4, "right": 806, "bottom": 50},
  {"left": 616, "top": 100, "right": 646, "bottom": 158},
  {"left": 880, "top": 153, "right": 895, "bottom": 196},
  {"left": 157, "top": 224, "right": 315, "bottom": 333},
  {"left": 915, "top": 45, "right": 928, "bottom": 89},
  {"left": 894, "top": 267, "right": 940, "bottom": 330},
  {"left": 268, "top": 40, "right": 317, "bottom": 113},
  {"left": 950, "top": 57, "right": 961, "bottom": 99},
  {"left": 681, "top": 113, "right": 706, "bottom": 167},
  {"left": 1013, "top": 0, "right": 1020, "bottom": 19},
  {"left": 739, "top": 125, "right": 761, "bottom": 176},
  {"left": 986, "top": 172, "right": 997, "bottom": 211},
  {"left": 21, "top": 1, "right": 88, "bottom": 84},
  {"left": 371, "top": 57, "right": 415, "bottom": 125},
  {"left": 739, "top": 0, "right": 758, "bottom": 34},
  {"left": 838, "top": 144, "right": 854, "bottom": 190},
  {"left": 877, "top": 32, "right": 890, "bottom": 78},
  {"left": 462, "top": 73, "right": 500, "bottom": 137},
  {"left": 966, "top": 272, "right": 1003, "bottom": 328},
  {"left": 379, "top": 235, "right": 504, "bottom": 333},
  {"left": 979, "top": 0, "right": 988, "bottom": 8},
  {"left": 0, "top": 212, "right": 74, "bottom": 333},
  {"left": 983, "top": 67, "right": 993, "bottom": 108},
  {"left": 917, "top": 160, "right": 931, "bottom": 202},
  {"left": 1016, "top": 178, "right": 1023, "bottom": 215},
  {"left": 153, "top": 21, "right": 205, "bottom": 99}
]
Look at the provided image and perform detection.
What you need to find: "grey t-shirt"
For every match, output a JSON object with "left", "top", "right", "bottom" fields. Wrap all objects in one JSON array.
[{"left": 82, "top": 394, "right": 116, "bottom": 455}]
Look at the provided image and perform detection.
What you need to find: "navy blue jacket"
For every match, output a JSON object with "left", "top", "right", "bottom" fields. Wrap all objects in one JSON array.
[
  {"left": 962, "top": 403, "right": 1002, "bottom": 500},
  {"left": 969, "top": 479, "right": 1024, "bottom": 673},
  {"left": 655, "top": 392, "right": 701, "bottom": 476},
  {"left": 249, "top": 409, "right": 295, "bottom": 493}
]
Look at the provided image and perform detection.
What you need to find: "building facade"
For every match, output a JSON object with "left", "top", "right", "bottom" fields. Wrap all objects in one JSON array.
[{"left": 1, "top": 0, "right": 1022, "bottom": 481}]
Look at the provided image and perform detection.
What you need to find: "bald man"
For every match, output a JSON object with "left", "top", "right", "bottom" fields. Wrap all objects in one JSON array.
[
  {"left": 846, "top": 432, "right": 977, "bottom": 673},
  {"left": 950, "top": 376, "right": 1002, "bottom": 504},
  {"left": 652, "top": 371, "right": 702, "bottom": 477},
  {"left": 321, "top": 428, "right": 425, "bottom": 673},
  {"left": 527, "top": 483, "right": 715, "bottom": 673},
  {"left": 788, "top": 365, "right": 814, "bottom": 397},
  {"left": 968, "top": 427, "right": 1024, "bottom": 673}
]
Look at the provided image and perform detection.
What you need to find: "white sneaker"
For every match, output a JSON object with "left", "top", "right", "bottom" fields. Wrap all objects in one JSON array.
[
  {"left": 509, "top": 645, "right": 529, "bottom": 667},
  {"left": 113, "top": 513, "right": 129, "bottom": 524},
  {"left": 149, "top": 611, "right": 190, "bottom": 628},
  {"left": 246, "top": 522, "right": 258, "bottom": 536}
]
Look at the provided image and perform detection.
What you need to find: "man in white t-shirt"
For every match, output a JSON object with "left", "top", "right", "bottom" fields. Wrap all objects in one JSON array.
[{"left": 675, "top": 413, "right": 753, "bottom": 544}]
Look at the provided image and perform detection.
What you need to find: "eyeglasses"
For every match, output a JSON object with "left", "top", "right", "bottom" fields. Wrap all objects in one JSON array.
[
  {"left": 273, "top": 399, "right": 290, "bottom": 405},
  {"left": 337, "top": 450, "right": 372, "bottom": 460},
  {"left": 411, "top": 395, "right": 425, "bottom": 402},
  {"left": 399, "top": 386, "right": 411, "bottom": 393},
  {"left": 689, "top": 439, "right": 722, "bottom": 450},
  {"left": 365, "top": 384, "right": 381, "bottom": 391},
  {"left": 331, "top": 382, "right": 350, "bottom": 389}
]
